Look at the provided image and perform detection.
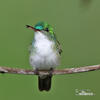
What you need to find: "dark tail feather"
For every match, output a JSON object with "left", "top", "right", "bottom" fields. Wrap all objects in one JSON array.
[{"left": 38, "top": 75, "right": 52, "bottom": 91}]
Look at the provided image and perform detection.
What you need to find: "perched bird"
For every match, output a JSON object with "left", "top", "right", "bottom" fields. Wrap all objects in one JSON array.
[{"left": 26, "top": 22, "right": 62, "bottom": 91}]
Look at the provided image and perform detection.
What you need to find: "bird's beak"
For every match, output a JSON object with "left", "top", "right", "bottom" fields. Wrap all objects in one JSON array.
[{"left": 26, "top": 25, "right": 40, "bottom": 32}]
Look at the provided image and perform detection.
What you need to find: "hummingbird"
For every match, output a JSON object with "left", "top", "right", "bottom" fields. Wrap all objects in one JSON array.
[{"left": 26, "top": 22, "right": 62, "bottom": 91}]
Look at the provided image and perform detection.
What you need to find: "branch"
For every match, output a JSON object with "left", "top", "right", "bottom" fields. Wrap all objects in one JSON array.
[{"left": 0, "top": 64, "right": 100, "bottom": 75}]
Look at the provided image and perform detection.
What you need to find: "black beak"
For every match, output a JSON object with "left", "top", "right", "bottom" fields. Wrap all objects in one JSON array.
[{"left": 26, "top": 25, "right": 40, "bottom": 32}]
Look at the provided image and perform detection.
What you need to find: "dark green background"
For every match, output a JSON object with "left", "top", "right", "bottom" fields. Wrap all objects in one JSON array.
[{"left": 0, "top": 0, "right": 100, "bottom": 100}]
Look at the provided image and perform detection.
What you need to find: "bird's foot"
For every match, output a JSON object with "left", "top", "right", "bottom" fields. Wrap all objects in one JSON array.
[
  {"left": 49, "top": 68, "right": 53, "bottom": 77},
  {"left": 34, "top": 68, "right": 39, "bottom": 75}
]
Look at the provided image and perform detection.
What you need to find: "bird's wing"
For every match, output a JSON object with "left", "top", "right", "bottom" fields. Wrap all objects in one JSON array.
[
  {"left": 56, "top": 40, "right": 63, "bottom": 55},
  {"left": 51, "top": 33, "right": 62, "bottom": 55}
]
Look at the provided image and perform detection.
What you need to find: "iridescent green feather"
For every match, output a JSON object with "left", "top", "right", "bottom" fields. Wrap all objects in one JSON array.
[{"left": 34, "top": 22, "right": 54, "bottom": 34}]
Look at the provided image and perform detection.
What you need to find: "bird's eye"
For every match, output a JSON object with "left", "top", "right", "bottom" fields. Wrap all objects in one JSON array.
[{"left": 45, "top": 28, "right": 49, "bottom": 31}]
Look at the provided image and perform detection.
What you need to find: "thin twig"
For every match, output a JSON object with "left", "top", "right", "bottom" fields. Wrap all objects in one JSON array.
[{"left": 0, "top": 64, "right": 100, "bottom": 75}]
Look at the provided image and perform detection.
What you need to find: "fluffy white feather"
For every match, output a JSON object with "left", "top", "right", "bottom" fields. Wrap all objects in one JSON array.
[{"left": 29, "top": 31, "right": 60, "bottom": 70}]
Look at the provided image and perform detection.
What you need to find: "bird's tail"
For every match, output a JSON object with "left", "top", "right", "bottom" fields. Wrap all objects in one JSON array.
[{"left": 38, "top": 75, "right": 52, "bottom": 91}]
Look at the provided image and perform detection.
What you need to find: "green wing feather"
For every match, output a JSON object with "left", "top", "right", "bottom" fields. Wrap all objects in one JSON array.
[{"left": 51, "top": 33, "right": 62, "bottom": 55}]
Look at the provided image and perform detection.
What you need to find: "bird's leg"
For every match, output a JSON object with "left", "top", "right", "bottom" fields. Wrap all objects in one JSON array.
[
  {"left": 34, "top": 68, "right": 39, "bottom": 75},
  {"left": 49, "top": 68, "right": 53, "bottom": 77}
]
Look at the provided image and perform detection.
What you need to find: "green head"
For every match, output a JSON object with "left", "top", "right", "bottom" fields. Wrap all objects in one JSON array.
[{"left": 34, "top": 22, "right": 54, "bottom": 34}]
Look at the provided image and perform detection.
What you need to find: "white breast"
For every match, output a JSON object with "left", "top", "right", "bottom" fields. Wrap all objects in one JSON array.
[
  {"left": 34, "top": 31, "right": 53, "bottom": 56},
  {"left": 30, "top": 31, "right": 59, "bottom": 70}
]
